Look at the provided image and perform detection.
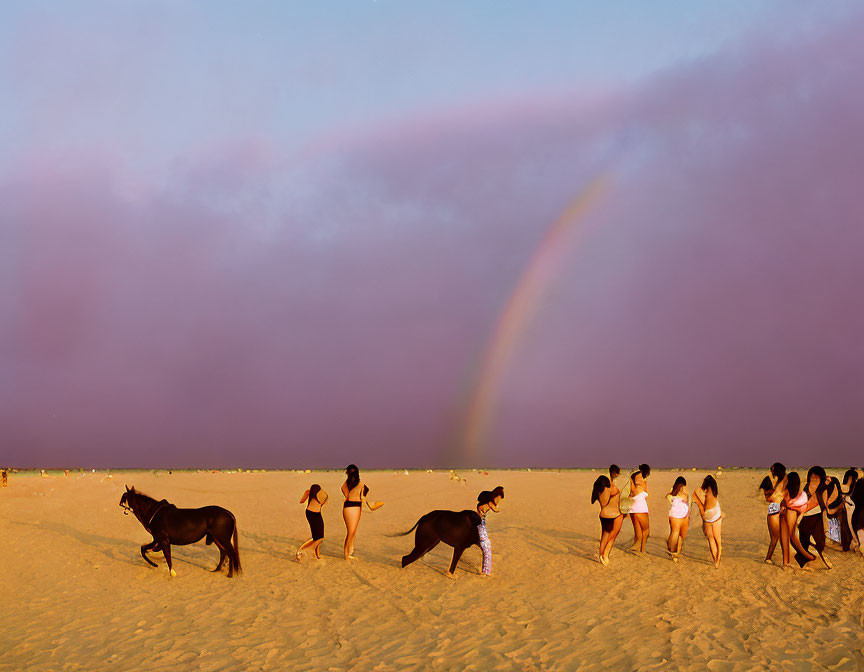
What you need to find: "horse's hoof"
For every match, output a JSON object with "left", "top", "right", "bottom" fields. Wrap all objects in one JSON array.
[{"left": 170, "top": 569, "right": 177, "bottom": 577}]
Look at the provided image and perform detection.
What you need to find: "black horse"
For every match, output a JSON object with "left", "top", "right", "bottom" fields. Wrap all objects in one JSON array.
[
  {"left": 396, "top": 509, "right": 482, "bottom": 577},
  {"left": 119, "top": 486, "right": 241, "bottom": 578}
]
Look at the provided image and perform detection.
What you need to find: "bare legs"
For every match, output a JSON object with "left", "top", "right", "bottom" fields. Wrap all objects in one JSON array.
[
  {"left": 343, "top": 506, "right": 361, "bottom": 560},
  {"left": 599, "top": 515, "right": 623, "bottom": 565},
  {"left": 296, "top": 538, "right": 323, "bottom": 561},
  {"left": 629, "top": 513, "right": 649, "bottom": 553},
  {"left": 703, "top": 519, "right": 722, "bottom": 568},
  {"left": 844, "top": 502, "right": 858, "bottom": 550},
  {"left": 667, "top": 517, "right": 689, "bottom": 561},
  {"left": 765, "top": 513, "right": 781, "bottom": 563},
  {"left": 780, "top": 509, "right": 814, "bottom": 568}
]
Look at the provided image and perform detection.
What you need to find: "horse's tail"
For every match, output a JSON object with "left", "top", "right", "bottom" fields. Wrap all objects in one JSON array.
[
  {"left": 386, "top": 518, "right": 422, "bottom": 538},
  {"left": 230, "top": 515, "right": 242, "bottom": 574}
]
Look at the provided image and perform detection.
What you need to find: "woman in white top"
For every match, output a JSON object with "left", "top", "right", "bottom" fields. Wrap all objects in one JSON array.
[
  {"left": 693, "top": 474, "right": 724, "bottom": 568},
  {"left": 666, "top": 476, "right": 690, "bottom": 562},
  {"left": 628, "top": 464, "right": 651, "bottom": 554}
]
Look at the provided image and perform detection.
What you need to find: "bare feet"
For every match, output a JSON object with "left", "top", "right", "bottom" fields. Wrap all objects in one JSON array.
[
  {"left": 599, "top": 555, "right": 608, "bottom": 566},
  {"left": 445, "top": 571, "right": 455, "bottom": 580},
  {"left": 296, "top": 550, "right": 303, "bottom": 561}
]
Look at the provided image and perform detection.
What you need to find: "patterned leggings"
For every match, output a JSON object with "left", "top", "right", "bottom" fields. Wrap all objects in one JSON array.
[{"left": 478, "top": 521, "right": 492, "bottom": 575}]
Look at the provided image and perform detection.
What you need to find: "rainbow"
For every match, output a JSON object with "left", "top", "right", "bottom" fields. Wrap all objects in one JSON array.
[{"left": 460, "top": 177, "right": 609, "bottom": 465}]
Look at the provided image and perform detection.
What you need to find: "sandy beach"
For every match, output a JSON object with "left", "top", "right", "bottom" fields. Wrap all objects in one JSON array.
[{"left": 2, "top": 469, "right": 863, "bottom": 671}]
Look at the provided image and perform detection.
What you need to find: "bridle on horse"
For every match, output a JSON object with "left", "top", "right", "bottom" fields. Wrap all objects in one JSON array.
[{"left": 121, "top": 494, "right": 169, "bottom": 533}]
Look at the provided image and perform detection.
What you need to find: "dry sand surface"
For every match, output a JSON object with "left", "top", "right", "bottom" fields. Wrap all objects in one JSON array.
[{"left": 2, "top": 469, "right": 863, "bottom": 671}]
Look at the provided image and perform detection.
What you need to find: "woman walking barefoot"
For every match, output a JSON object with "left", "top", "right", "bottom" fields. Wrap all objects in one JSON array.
[
  {"left": 693, "top": 475, "right": 724, "bottom": 568},
  {"left": 780, "top": 472, "right": 816, "bottom": 569},
  {"left": 823, "top": 476, "right": 852, "bottom": 551},
  {"left": 850, "top": 479, "right": 864, "bottom": 556},
  {"left": 297, "top": 484, "right": 328, "bottom": 561},
  {"left": 760, "top": 462, "right": 787, "bottom": 564},
  {"left": 794, "top": 466, "right": 832, "bottom": 570},
  {"left": 474, "top": 491, "right": 497, "bottom": 578},
  {"left": 591, "top": 466, "right": 623, "bottom": 565},
  {"left": 628, "top": 464, "right": 651, "bottom": 554},
  {"left": 341, "top": 464, "right": 384, "bottom": 561},
  {"left": 666, "top": 477, "right": 690, "bottom": 562},
  {"left": 842, "top": 469, "right": 860, "bottom": 551}
]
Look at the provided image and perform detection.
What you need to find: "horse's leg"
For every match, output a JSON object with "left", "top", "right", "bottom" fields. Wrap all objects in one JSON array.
[
  {"left": 161, "top": 540, "right": 176, "bottom": 577},
  {"left": 448, "top": 545, "right": 467, "bottom": 577},
  {"left": 401, "top": 522, "right": 439, "bottom": 568},
  {"left": 140, "top": 540, "right": 159, "bottom": 567},
  {"left": 213, "top": 543, "right": 227, "bottom": 572}
]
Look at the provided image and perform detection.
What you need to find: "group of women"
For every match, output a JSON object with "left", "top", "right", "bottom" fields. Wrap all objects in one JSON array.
[
  {"left": 592, "top": 464, "right": 725, "bottom": 568},
  {"left": 592, "top": 463, "right": 864, "bottom": 570},
  {"left": 759, "top": 463, "right": 864, "bottom": 569}
]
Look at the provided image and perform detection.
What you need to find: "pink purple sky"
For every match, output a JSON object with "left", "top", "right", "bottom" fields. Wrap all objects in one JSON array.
[{"left": 1, "top": 2, "right": 862, "bottom": 468}]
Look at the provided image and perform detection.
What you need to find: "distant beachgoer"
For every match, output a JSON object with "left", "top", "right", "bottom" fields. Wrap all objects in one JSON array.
[
  {"left": 666, "top": 476, "right": 690, "bottom": 562},
  {"left": 793, "top": 467, "right": 832, "bottom": 569},
  {"left": 760, "top": 462, "right": 787, "bottom": 564},
  {"left": 1, "top": 469, "right": 7, "bottom": 487},
  {"left": 297, "top": 484, "right": 328, "bottom": 561},
  {"left": 592, "top": 466, "right": 623, "bottom": 565},
  {"left": 692, "top": 475, "right": 724, "bottom": 568},
  {"left": 341, "top": 464, "right": 383, "bottom": 560},
  {"left": 628, "top": 464, "right": 650, "bottom": 553},
  {"left": 842, "top": 469, "right": 859, "bottom": 550}
]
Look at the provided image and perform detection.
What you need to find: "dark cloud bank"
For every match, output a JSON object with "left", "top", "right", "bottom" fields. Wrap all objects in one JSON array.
[{"left": 2, "top": 15, "right": 863, "bottom": 468}]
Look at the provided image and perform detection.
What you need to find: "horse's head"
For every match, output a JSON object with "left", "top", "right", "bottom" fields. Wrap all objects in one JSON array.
[{"left": 119, "top": 485, "right": 135, "bottom": 515}]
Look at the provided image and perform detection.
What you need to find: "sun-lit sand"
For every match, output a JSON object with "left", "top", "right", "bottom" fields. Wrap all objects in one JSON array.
[{"left": 2, "top": 469, "right": 863, "bottom": 671}]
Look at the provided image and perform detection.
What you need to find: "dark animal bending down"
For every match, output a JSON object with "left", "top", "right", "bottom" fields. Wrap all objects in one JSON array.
[
  {"left": 396, "top": 510, "right": 481, "bottom": 577},
  {"left": 119, "top": 486, "right": 241, "bottom": 578}
]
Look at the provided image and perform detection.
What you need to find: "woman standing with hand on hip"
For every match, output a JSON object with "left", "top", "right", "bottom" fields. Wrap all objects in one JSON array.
[
  {"left": 341, "top": 464, "right": 383, "bottom": 561},
  {"left": 693, "top": 474, "right": 724, "bottom": 568}
]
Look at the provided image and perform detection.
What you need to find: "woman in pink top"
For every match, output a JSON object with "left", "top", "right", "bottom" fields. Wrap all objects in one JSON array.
[{"left": 780, "top": 471, "right": 816, "bottom": 569}]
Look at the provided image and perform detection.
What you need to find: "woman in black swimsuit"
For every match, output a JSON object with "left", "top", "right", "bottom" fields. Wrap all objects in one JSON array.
[
  {"left": 341, "top": 464, "right": 383, "bottom": 560},
  {"left": 297, "top": 484, "right": 328, "bottom": 561}
]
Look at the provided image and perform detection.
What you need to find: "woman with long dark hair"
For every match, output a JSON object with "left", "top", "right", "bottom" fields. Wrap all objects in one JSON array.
[
  {"left": 628, "top": 464, "right": 651, "bottom": 554},
  {"left": 793, "top": 466, "right": 832, "bottom": 569},
  {"left": 297, "top": 483, "right": 328, "bottom": 561},
  {"left": 591, "top": 465, "right": 623, "bottom": 565},
  {"left": 841, "top": 469, "right": 859, "bottom": 551},
  {"left": 692, "top": 474, "right": 723, "bottom": 568},
  {"left": 666, "top": 476, "right": 690, "bottom": 562},
  {"left": 779, "top": 471, "right": 815, "bottom": 569},
  {"left": 760, "top": 462, "right": 787, "bottom": 564},
  {"left": 850, "top": 479, "right": 864, "bottom": 556},
  {"left": 341, "top": 464, "right": 383, "bottom": 560}
]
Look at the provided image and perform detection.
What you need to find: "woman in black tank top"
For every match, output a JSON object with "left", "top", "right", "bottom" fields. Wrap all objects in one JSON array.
[{"left": 297, "top": 484, "right": 328, "bottom": 561}]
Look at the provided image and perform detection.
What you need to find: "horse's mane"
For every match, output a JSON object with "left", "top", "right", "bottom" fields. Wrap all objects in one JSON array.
[{"left": 128, "top": 487, "right": 156, "bottom": 502}]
